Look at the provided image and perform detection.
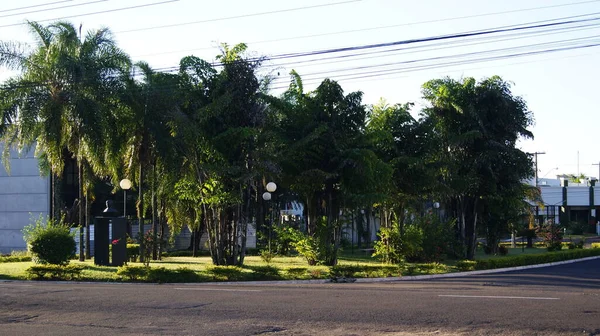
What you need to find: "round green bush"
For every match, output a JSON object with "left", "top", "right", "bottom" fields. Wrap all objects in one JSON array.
[{"left": 27, "top": 221, "right": 76, "bottom": 265}]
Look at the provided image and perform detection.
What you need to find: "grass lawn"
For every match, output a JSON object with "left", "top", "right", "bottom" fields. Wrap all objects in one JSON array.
[
  {"left": 1, "top": 246, "right": 598, "bottom": 282},
  {"left": 474, "top": 247, "right": 548, "bottom": 260}
]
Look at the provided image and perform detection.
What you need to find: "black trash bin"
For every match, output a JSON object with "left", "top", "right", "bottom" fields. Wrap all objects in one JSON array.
[{"left": 94, "top": 200, "right": 127, "bottom": 266}]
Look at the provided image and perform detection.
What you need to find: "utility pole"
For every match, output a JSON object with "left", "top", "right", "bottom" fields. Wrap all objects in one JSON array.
[
  {"left": 530, "top": 151, "right": 546, "bottom": 187},
  {"left": 593, "top": 162, "right": 600, "bottom": 180}
]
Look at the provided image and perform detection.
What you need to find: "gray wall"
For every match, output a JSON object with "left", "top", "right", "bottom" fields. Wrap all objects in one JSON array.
[{"left": 0, "top": 146, "right": 49, "bottom": 254}]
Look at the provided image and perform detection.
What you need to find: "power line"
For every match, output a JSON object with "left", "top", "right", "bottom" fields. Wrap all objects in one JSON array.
[
  {"left": 136, "top": 13, "right": 600, "bottom": 76},
  {"left": 265, "top": 23, "right": 600, "bottom": 70},
  {"left": 0, "top": 0, "right": 180, "bottom": 28},
  {"left": 116, "top": 0, "right": 362, "bottom": 34},
  {"left": 262, "top": 15, "right": 600, "bottom": 61},
  {"left": 268, "top": 42, "right": 600, "bottom": 89},
  {"left": 0, "top": 0, "right": 73, "bottom": 14},
  {"left": 0, "top": 0, "right": 107, "bottom": 19},
  {"left": 305, "top": 50, "right": 600, "bottom": 88},
  {"left": 132, "top": 0, "right": 600, "bottom": 59},
  {"left": 269, "top": 34, "right": 600, "bottom": 81},
  {"left": 4, "top": 13, "right": 600, "bottom": 91}
]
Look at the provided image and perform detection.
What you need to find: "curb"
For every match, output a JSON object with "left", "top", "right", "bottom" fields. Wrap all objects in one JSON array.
[{"left": 2, "top": 255, "right": 599, "bottom": 286}]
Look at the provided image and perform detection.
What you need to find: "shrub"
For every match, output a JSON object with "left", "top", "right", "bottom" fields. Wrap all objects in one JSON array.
[
  {"left": 373, "top": 225, "right": 403, "bottom": 264},
  {"left": 592, "top": 243, "right": 600, "bottom": 249},
  {"left": 147, "top": 267, "right": 202, "bottom": 283},
  {"left": 309, "top": 268, "right": 325, "bottom": 279},
  {"left": 206, "top": 266, "right": 244, "bottom": 281},
  {"left": 401, "top": 224, "right": 424, "bottom": 262},
  {"left": 456, "top": 260, "right": 477, "bottom": 271},
  {"left": 116, "top": 266, "right": 149, "bottom": 281},
  {"left": 127, "top": 244, "right": 140, "bottom": 262},
  {"left": 23, "top": 215, "right": 76, "bottom": 265},
  {"left": 26, "top": 264, "right": 83, "bottom": 280},
  {"left": 259, "top": 250, "right": 275, "bottom": 263},
  {"left": 419, "top": 262, "right": 449, "bottom": 274},
  {"left": 0, "top": 250, "right": 31, "bottom": 263},
  {"left": 535, "top": 223, "right": 563, "bottom": 252},
  {"left": 330, "top": 265, "right": 363, "bottom": 279},
  {"left": 271, "top": 225, "right": 299, "bottom": 256},
  {"left": 474, "top": 248, "right": 600, "bottom": 270},
  {"left": 291, "top": 232, "right": 321, "bottom": 265}
]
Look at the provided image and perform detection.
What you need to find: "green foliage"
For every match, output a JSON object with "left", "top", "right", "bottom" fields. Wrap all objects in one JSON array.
[
  {"left": 536, "top": 222, "right": 563, "bottom": 252},
  {"left": 163, "top": 250, "right": 211, "bottom": 257},
  {"left": 373, "top": 213, "right": 460, "bottom": 264},
  {"left": 592, "top": 243, "right": 600, "bottom": 249},
  {"left": 289, "top": 229, "right": 322, "bottom": 265},
  {"left": 259, "top": 250, "right": 275, "bottom": 263},
  {"left": 246, "top": 265, "right": 281, "bottom": 280},
  {"left": 0, "top": 251, "right": 31, "bottom": 263},
  {"left": 330, "top": 264, "right": 363, "bottom": 278},
  {"left": 401, "top": 224, "right": 424, "bottom": 262},
  {"left": 474, "top": 248, "right": 600, "bottom": 270},
  {"left": 285, "top": 267, "right": 308, "bottom": 279},
  {"left": 271, "top": 226, "right": 299, "bottom": 256},
  {"left": 139, "top": 229, "right": 156, "bottom": 266},
  {"left": 127, "top": 244, "right": 140, "bottom": 262},
  {"left": 116, "top": 266, "right": 149, "bottom": 281},
  {"left": 147, "top": 267, "right": 203, "bottom": 283},
  {"left": 372, "top": 225, "right": 403, "bottom": 264},
  {"left": 23, "top": 215, "right": 75, "bottom": 265},
  {"left": 206, "top": 266, "right": 244, "bottom": 281},
  {"left": 455, "top": 260, "right": 477, "bottom": 271},
  {"left": 116, "top": 266, "right": 204, "bottom": 283},
  {"left": 26, "top": 264, "right": 83, "bottom": 280}
]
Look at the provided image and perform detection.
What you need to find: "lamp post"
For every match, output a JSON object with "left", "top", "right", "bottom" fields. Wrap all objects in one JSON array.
[
  {"left": 119, "top": 179, "right": 132, "bottom": 217},
  {"left": 262, "top": 182, "right": 277, "bottom": 253},
  {"left": 432, "top": 201, "right": 441, "bottom": 222}
]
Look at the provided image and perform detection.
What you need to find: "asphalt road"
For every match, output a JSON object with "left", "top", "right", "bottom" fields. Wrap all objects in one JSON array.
[{"left": 1, "top": 259, "right": 600, "bottom": 336}]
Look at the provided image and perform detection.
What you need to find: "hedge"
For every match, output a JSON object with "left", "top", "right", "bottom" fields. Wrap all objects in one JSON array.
[
  {"left": 26, "top": 264, "right": 83, "bottom": 280},
  {"left": 474, "top": 248, "right": 600, "bottom": 270},
  {"left": 0, "top": 255, "right": 32, "bottom": 263}
]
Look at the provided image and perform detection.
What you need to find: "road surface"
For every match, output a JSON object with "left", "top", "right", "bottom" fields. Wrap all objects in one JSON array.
[{"left": 1, "top": 258, "right": 599, "bottom": 335}]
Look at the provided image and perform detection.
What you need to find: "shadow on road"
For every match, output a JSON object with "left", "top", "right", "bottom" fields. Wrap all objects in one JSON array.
[{"left": 429, "top": 259, "right": 600, "bottom": 290}]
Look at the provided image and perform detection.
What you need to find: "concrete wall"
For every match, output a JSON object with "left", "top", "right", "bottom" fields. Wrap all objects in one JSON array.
[{"left": 0, "top": 146, "right": 49, "bottom": 254}]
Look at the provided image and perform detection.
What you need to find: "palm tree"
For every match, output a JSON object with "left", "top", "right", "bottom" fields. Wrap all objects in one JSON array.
[
  {"left": 0, "top": 21, "right": 130, "bottom": 259},
  {"left": 118, "top": 62, "right": 180, "bottom": 262}
]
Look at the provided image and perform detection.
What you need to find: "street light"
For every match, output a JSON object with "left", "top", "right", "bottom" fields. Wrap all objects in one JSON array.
[
  {"left": 433, "top": 202, "right": 440, "bottom": 221},
  {"left": 262, "top": 182, "right": 277, "bottom": 253},
  {"left": 119, "top": 179, "right": 131, "bottom": 218},
  {"left": 266, "top": 182, "right": 277, "bottom": 193}
]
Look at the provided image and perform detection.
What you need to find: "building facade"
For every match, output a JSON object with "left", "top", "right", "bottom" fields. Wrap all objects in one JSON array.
[{"left": 0, "top": 147, "right": 50, "bottom": 254}]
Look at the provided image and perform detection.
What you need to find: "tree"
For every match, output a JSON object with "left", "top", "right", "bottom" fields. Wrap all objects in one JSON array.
[
  {"left": 422, "top": 76, "right": 534, "bottom": 259},
  {"left": 272, "top": 73, "right": 390, "bottom": 265},
  {"left": 118, "top": 62, "right": 180, "bottom": 262},
  {"left": 0, "top": 21, "right": 130, "bottom": 260}
]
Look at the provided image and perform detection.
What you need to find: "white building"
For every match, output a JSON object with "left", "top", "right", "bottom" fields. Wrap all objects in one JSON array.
[{"left": 0, "top": 147, "right": 50, "bottom": 254}]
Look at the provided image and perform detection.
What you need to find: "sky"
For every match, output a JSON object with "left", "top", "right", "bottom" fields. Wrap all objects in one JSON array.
[{"left": 1, "top": 0, "right": 600, "bottom": 180}]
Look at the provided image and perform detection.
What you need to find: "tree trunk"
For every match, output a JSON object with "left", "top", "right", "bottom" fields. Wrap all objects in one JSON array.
[
  {"left": 85, "top": 188, "right": 90, "bottom": 259},
  {"left": 137, "top": 162, "right": 145, "bottom": 263},
  {"left": 191, "top": 228, "right": 198, "bottom": 257},
  {"left": 365, "top": 207, "right": 372, "bottom": 245},
  {"left": 78, "top": 158, "right": 84, "bottom": 261},
  {"left": 465, "top": 198, "right": 479, "bottom": 260},
  {"left": 152, "top": 163, "right": 158, "bottom": 260}
]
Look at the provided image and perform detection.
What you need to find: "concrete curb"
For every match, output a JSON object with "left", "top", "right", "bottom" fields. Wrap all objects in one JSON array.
[{"left": 2, "top": 255, "right": 599, "bottom": 286}]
